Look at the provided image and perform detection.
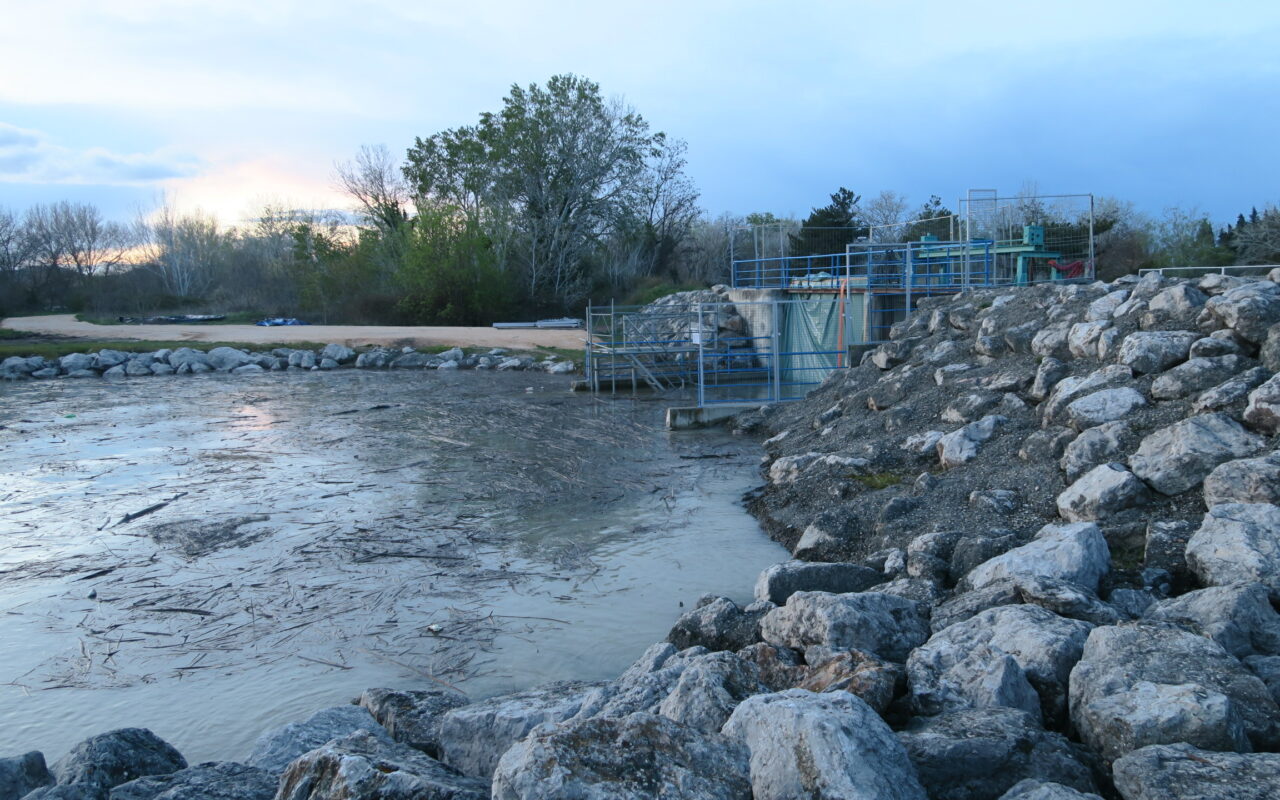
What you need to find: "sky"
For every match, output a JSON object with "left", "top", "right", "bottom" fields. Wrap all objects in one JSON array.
[{"left": 1, "top": 0, "right": 1277, "bottom": 227}]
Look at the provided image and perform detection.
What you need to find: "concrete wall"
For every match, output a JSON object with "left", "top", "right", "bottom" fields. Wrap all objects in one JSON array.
[{"left": 725, "top": 288, "right": 785, "bottom": 356}]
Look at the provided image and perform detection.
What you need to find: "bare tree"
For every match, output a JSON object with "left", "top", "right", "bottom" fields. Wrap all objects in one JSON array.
[
  {"left": 1235, "top": 206, "right": 1280, "bottom": 265},
  {"left": 0, "top": 206, "right": 33, "bottom": 276},
  {"left": 142, "top": 203, "right": 225, "bottom": 298},
  {"left": 865, "top": 190, "right": 909, "bottom": 242},
  {"left": 335, "top": 144, "right": 409, "bottom": 233}
]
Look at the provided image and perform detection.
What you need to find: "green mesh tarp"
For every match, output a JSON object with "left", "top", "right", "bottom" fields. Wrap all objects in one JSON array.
[{"left": 780, "top": 294, "right": 843, "bottom": 391}]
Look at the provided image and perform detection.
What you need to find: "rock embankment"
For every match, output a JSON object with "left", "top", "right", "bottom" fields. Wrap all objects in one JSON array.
[
  {"left": 7, "top": 270, "right": 1280, "bottom": 799},
  {"left": 0, "top": 344, "right": 576, "bottom": 381}
]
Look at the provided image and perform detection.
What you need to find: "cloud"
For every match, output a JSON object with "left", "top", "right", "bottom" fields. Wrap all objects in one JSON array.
[{"left": 0, "top": 122, "right": 198, "bottom": 185}]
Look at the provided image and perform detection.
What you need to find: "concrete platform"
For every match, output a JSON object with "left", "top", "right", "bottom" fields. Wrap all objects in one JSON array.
[{"left": 665, "top": 404, "right": 756, "bottom": 430}]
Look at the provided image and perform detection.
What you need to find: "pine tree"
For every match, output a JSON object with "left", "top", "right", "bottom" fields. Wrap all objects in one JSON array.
[{"left": 788, "top": 188, "right": 866, "bottom": 257}]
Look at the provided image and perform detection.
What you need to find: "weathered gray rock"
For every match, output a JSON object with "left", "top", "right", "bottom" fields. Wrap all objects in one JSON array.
[
  {"left": 937, "top": 414, "right": 1006, "bottom": 468},
  {"left": 794, "top": 648, "right": 903, "bottom": 714},
  {"left": 1069, "top": 623, "right": 1280, "bottom": 756},
  {"left": 1147, "top": 283, "right": 1208, "bottom": 318},
  {"left": 1032, "top": 322, "right": 1073, "bottom": 360},
  {"left": 356, "top": 688, "right": 468, "bottom": 757},
  {"left": 275, "top": 730, "right": 485, "bottom": 800},
  {"left": 1199, "top": 274, "right": 1251, "bottom": 295},
  {"left": 246, "top": 705, "right": 389, "bottom": 775},
  {"left": 759, "top": 591, "right": 930, "bottom": 661},
  {"left": 1204, "top": 452, "right": 1280, "bottom": 506},
  {"left": 1151, "top": 355, "right": 1251, "bottom": 400},
  {"left": 1112, "top": 743, "right": 1280, "bottom": 800},
  {"left": 1191, "top": 366, "right": 1272, "bottom": 416},
  {"left": 898, "top": 708, "right": 1098, "bottom": 800},
  {"left": 997, "top": 780, "right": 1102, "bottom": 800},
  {"left": 1243, "top": 372, "right": 1280, "bottom": 432},
  {"left": 654, "top": 651, "right": 764, "bottom": 733},
  {"left": 149, "top": 363, "right": 174, "bottom": 376},
  {"left": 1021, "top": 427, "right": 1075, "bottom": 463},
  {"left": 206, "top": 347, "right": 252, "bottom": 372},
  {"left": 1204, "top": 281, "right": 1280, "bottom": 343},
  {"left": 753, "top": 561, "right": 880, "bottom": 606},
  {"left": 165, "top": 348, "right": 210, "bottom": 370},
  {"left": 1060, "top": 422, "right": 1132, "bottom": 481},
  {"left": 390, "top": 352, "right": 434, "bottom": 369},
  {"left": 908, "top": 605, "right": 1093, "bottom": 721},
  {"left": 22, "top": 784, "right": 107, "bottom": 799},
  {"left": 59, "top": 352, "right": 95, "bottom": 372},
  {"left": 67, "top": 368, "right": 99, "bottom": 378},
  {"left": 0, "top": 751, "right": 52, "bottom": 798},
  {"left": 437, "top": 681, "right": 603, "bottom": 778},
  {"left": 1189, "top": 333, "right": 1246, "bottom": 358},
  {"left": 942, "top": 392, "right": 1002, "bottom": 424},
  {"left": 1086, "top": 289, "right": 1129, "bottom": 321},
  {"left": 493, "top": 712, "right": 749, "bottom": 800},
  {"left": 1030, "top": 358, "right": 1069, "bottom": 401},
  {"left": 1012, "top": 575, "right": 1126, "bottom": 625},
  {"left": 51, "top": 729, "right": 186, "bottom": 790},
  {"left": 722, "top": 689, "right": 925, "bottom": 800},
  {"left": 1147, "top": 583, "right": 1280, "bottom": 659},
  {"left": 1056, "top": 463, "right": 1149, "bottom": 522},
  {"left": 1129, "top": 413, "right": 1264, "bottom": 495},
  {"left": 108, "top": 761, "right": 275, "bottom": 800},
  {"left": 93, "top": 349, "right": 130, "bottom": 368},
  {"left": 667, "top": 596, "right": 766, "bottom": 652},
  {"left": 970, "top": 489, "right": 1020, "bottom": 514},
  {"left": 1067, "top": 322, "right": 1110, "bottom": 360},
  {"left": 1041, "top": 365, "right": 1134, "bottom": 424},
  {"left": 1246, "top": 655, "right": 1280, "bottom": 705},
  {"left": 230, "top": 364, "right": 263, "bottom": 374},
  {"left": 1116, "top": 331, "right": 1198, "bottom": 374},
  {"left": 320, "top": 343, "right": 355, "bottom": 364},
  {"left": 1186, "top": 503, "right": 1280, "bottom": 599},
  {"left": 1262, "top": 323, "right": 1280, "bottom": 371},
  {"left": 31, "top": 367, "right": 59, "bottom": 378},
  {"left": 963, "top": 522, "right": 1110, "bottom": 593},
  {"left": 102, "top": 364, "right": 126, "bottom": 378}
]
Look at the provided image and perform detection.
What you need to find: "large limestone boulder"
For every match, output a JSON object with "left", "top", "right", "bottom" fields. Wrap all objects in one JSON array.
[
  {"left": 1112, "top": 743, "right": 1280, "bottom": 800},
  {"left": 1128, "top": 413, "right": 1264, "bottom": 495},
  {"left": 1068, "top": 623, "right": 1280, "bottom": 757},
  {"left": 1056, "top": 463, "right": 1149, "bottom": 522},
  {"left": 753, "top": 561, "right": 880, "bottom": 606},
  {"left": 907, "top": 605, "right": 1092, "bottom": 722},
  {"left": 59, "top": 352, "right": 95, "bottom": 372},
  {"left": 1204, "top": 281, "right": 1280, "bottom": 343},
  {"left": 51, "top": 729, "right": 186, "bottom": 790},
  {"left": 493, "top": 712, "right": 750, "bottom": 800},
  {"left": 1060, "top": 422, "right": 1132, "bottom": 481},
  {"left": 962, "top": 522, "right": 1110, "bottom": 593},
  {"left": 206, "top": 346, "right": 253, "bottom": 372},
  {"left": 898, "top": 708, "right": 1098, "bottom": 800},
  {"left": 247, "top": 706, "right": 389, "bottom": 775},
  {"left": 1064, "top": 388, "right": 1147, "bottom": 430},
  {"left": 666, "top": 596, "right": 766, "bottom": 652},
  {"left": 722, "top": 689, "right": 926, "bottom": 800},
  {"left": 1041, "top": 365, "right": 1133, "bottom": 424},
  {"left": 759, "top": 591, "right": 930, "bottom": 662},
  {"left": 356, "top": 688, "right": 468, "bottom": 758},
  {"left": 1185, "top": 503, "right": 1280, "bottom": 599},
  {"left": 0, "top": 751, "right": 52, "bottom": 798},
  {"left": 437, "top": 681, "right": 604, "bottom": 779},
  {"left": 109, "top": 761, "right": 275, "bottom": 800},
  {"left": 936, "top": 415, "right": 1006, "bottom": 468},
  {"left": 320, "top": 343, "right": 356, "bottom": 364},
  {"left": 997, "top": 781, "right": 1102, "bottom": 800},
  {"left": 1151, "top": 355, "right": 1252, "bottom": 400},
  {"left": 1116, "top": 331, "right": 1198, "bottom": 374},
  {"left": 1192, "top": 366, "right": 1271, "bottom": 416},
  {"left": 1203, "top": 453, "right": 1280, "bottom": 506},
  {"left": 1146, "top": 582, "right": 1280, "bottom": 659},
  {"left": 276, "top": 730, "right": 486, "bottom": 800},
  {"left": 1243, "top": 372, "right": 1280, "bottom": 432}
]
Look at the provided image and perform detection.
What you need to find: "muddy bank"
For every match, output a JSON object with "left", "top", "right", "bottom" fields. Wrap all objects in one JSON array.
[{"left": 0, "top": 370, "right": 785, "bottom": 764}]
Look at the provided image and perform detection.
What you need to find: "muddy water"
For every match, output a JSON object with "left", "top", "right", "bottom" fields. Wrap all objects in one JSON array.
[{"left": 0, "top": 371, "right": 785, "bottom": 762}]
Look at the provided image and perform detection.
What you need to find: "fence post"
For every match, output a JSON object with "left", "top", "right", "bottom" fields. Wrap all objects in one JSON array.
[
  {"left": 905, "top": 243, "right": 914, "bottom": 326},
  {"left": 771, "top": 299, "right": 781, "bottom": 403}
]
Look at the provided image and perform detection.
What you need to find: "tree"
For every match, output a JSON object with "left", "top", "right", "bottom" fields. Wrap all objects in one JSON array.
[
  {"left": 336, "top": 144, "right": 410, "bottom": 234},
  {"left": 1234, "top": 206, "right": 1280, "bottom": 265},
  {"left": 864, "top": 190, "right": 909, "bottom": 242},
  {"left": 143, "top": 204, "right": 225, "bottom": 299},
  {"left": 901, "top": 195, "right": 954, "bottom": 241},
  {"left": 396, "top": 203, "right": 511, "bottom": 325},
  {"left": 789, "top": 188, "right": 866, "bottom": 257}
]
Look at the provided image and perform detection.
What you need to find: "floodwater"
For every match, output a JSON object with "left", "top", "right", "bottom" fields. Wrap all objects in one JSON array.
[{"left": 0, "top": 370, "right": 785, "bottom": 763}]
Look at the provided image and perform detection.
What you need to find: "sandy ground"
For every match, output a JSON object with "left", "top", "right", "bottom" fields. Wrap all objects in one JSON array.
[{"left": 2, "top": 314, "right": 587, "bottom": 350}]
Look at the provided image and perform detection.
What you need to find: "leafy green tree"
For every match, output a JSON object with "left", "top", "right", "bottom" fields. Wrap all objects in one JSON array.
[
  {"left": 789, "top": 188, "right": 866, "bottom": 257},
  {"left": 396, "top": 204, "right": 512, "bottom": 325}
]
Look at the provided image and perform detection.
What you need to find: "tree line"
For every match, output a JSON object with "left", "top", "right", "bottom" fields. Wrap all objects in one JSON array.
[{"left": 2, "top": 74, "right": 1278, "bottom": 322}]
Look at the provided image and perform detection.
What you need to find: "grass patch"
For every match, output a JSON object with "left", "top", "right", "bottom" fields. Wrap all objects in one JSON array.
[
  {"left": 619, "top": 280, "right": 708, "bottom": 307},
  {"left": 851, "top": 472, "right": 902, "bottom": 489},
  {"left": 0, "top": 328, "right": 31, "bottom": 340}
]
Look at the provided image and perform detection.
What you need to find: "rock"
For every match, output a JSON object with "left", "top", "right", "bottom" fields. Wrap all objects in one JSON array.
[
  {"left": 759, "top": 591, "right": 930, "bottom": 662},
  {"left": 287, "top": 350, "right": 316, "bottom": 369},
  {"left": 546, "top": 360, "right": 575, "bottom": 374},
  {"left": 1112, "top": 743, "right": 1280, "bottom": 800},
  {"left": 1190, "top": 334, "right": 1246, "bottom": 358},
  {"left": 1032, "top": 322, "right": 1073, "bottom": 360},
  {"left": 32, "top": 367, "right": 59, "bottom": 378},
  {"left": 230, "top": 364, "right": 264, "bottom": 374},
  {"left": 165, "top": 348, "right": 210, "bottom": 370},
  {"left": 1060, "top": 422, "right": 1132, "bottom": 481},
  {"left": 937, "top": 414, "right": 1006, "bottom": 468},
  {"left": 149, "top": 363, "right": 174, "bottom": 376},
  {"left": 898, "top": 708, "right": 1097, "bottom": 800},
  {"left": 1148, "top": 283, "right": 1208, "bottom": 316},
  {"left": 970, "top": 489, "right": 1020, "bottom": 514},
  {"left": 275, "top": 730, "right": 485, "bottom": 800},
  {"left": 1151, "top": 355, "right": 1252, "bottom": 400},
  {"left": 1199, "top": 273, "right": 1251, "bottom": 295},
  {"left": 1246, "top": 655, "right": 1280, "bottom": 705},
  {"left": 51, "top": 729, "right": 186, "bottom": 790},
  {"left": 0, "top": 751, "right": 52, "bottom": 798},
  {"left": 437, "top": 681, "right": 603, "bottom": 778},
  {"left": 1144, "top": 519, "right": 1195, "bottom": 587},
  {"left": 246, "top": 705, "right": 389, "bottom": 775},
  {"left": 963, "top": 522, "right": 1110, "bottom": 593},
  {"left": 667, "top": 596, "right": 766, "bottom": 652},
  {"left": 1020, "top": 428, "right": 1075, "bottom": 463},
  {"left": 492, "top": 712, "right": 749, "bottom": 800},
  {"left": 653, "top": 652, "right": 763, "bottom": 733},
  {"left": 390, "top": 352, "right": 433, "bottom": 369},
  {"left": 206, "top": 347, "right": 252, "bottom": 372},
  {"left": 1068, "top": 622, "right": 1280, "bottom": 755},
  {"left": 1067, "top": 322, "right": 1110, "bottom": 360},
  {"left": 93, "top": 349, "right": 130, "bottom": 368},
  {"left": 317, "top": 357, "right": 338, "bottom": 370},
  {"left": 1012, "top": 575, "right": 1125, "bottom": 625},
  {"left": 907, "top": 605, "right": 1092, "bottom": 721},
  {"left": 1065, "top": 388, "right": 1147, "bottom": 430},
  {"left": 1041, "top": 365, "right": 1134, "bottom": 424},
  {"left": 67, "top": 369, "right": 99, "bottom": 378},
  {"left": 1204, "top": 453, "right": 1280, "bottom": 506},
  {"left": 794, "top": 648, "right": 903, "bottom": 713},
  {"left": 356, "top": 688, "right": 468, "bottom": 757},
  {"left": 1204, "top": 281, "right": 1280, "bottom": 343},
  {"left": 722, "top": 689, "right": 925, "bottom": 800},
  {"left": 997, "top": 781, "right": 1102, "bottom": 800},
  {"left": 1186, "top": 503, "right": 1280, "bottom": 600},
  {"left": 735, "top": 643, "right": 806, "bottom": 692},
  {"left": 1243, "top": 372, "right": 1280, "bottom": 432},
  {"left": 1056, "top": 463, "right": 1149, "bottom": 522},
  {"left": 109, "top": 761, "right": 275, "bottom": 800},
  {"left": 59, "top": 352, "right": 95, "bottom": 372},
  {"left": 1263, "top": 323, "right": 1280, "bottom": 371},
  {"left": 1192, "top": 366, "right": 1271, "bottom": 416},
  {"left": 1030, "top": 358, "right": 1069, "bottom": 401},
  {"left": 1116, "top": 331, "right": 1198, "bottom": 374},
  {"left": 942, "top": 392, "right": 1002, "bottom": 424},
  {"left": 1129, "top": 413, "right": 1264, "bottom": 495},
  {"left": 320, "top": 343, "right": 355, "bottom": 364},
  {"left": 903, "top": 430, "right": 946, "bottom": 456},
  {"left": 495, "top": 357, "right": 524, "bottom": 371},
  {"left": 124, "top": 360, "right": 151, "bottom": 377},
  {"left": 21, "top": 784, "right": 107, "bottom": 799},
  {"left": 1087, "top": 289, "right": 1130, "bottom": 321},
  {"left": 1147, "top": 583, "right": 1280, "bottom": 659},
  {"left": 753, "top": 561, "right": 880, "bottom": 606}
]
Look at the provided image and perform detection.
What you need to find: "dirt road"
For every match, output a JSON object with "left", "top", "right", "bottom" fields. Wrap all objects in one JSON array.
[{"left": 2, "top": 314, "right": 587, "bottom": 351}]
